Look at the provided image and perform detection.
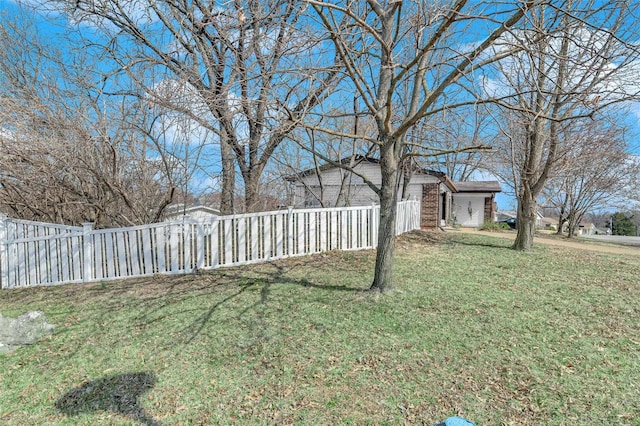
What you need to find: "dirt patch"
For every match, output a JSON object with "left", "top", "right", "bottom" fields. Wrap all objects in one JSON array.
[
  {"left": 396, "top": 229, "right": 447, "bottom": 250},
  {"left": 460, "top": 229, "right": 640, "bottom": 256}
]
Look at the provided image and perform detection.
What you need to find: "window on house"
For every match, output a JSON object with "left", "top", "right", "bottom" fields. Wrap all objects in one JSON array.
[{"left": 304, "top": 188, "right": 321, "bottom": 207}]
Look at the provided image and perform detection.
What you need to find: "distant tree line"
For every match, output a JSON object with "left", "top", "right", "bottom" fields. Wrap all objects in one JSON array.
[{"left": 611, "top": 212, "right": 638, "bottom": 237}]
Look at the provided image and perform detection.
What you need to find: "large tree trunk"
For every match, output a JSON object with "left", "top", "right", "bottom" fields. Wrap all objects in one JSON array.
[
  {"left": 556, "top": 204, "right": 566, "bottom": 235},
  {"left": 513, "top": 190, "right": 537, "bottom": 251},
  {"left": 243, "top": 165, "right": 264, "bottom": 213},
  {"left": 370, "top": 147, "right": 399, "bottom": 293},
  {"left": 566, "top": 212, "right": 579, "bottom": 239},
  {"left": 219, "top": 138, "right": 235, "bottom": 215},
  {"left": 566, "top": 214, "right": 575, "bottom": 239}
]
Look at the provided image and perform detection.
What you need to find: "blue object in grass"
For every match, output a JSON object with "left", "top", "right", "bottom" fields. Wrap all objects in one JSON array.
[{"left": 444, "top": 416, "right": 477, "bottom": 426}]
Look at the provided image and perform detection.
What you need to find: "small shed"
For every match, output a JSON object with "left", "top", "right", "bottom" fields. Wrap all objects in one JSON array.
[
  {"left": 163, "top": 204, "right": 221, "bottom": 222},
  {"left": 451, "top": 181, "right": 502, "bottom": 227}
]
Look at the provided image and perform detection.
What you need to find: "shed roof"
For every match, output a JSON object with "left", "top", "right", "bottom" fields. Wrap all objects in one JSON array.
[
  {"left": 453, "top": 181, "right": 502, "bottom": 193},
  {"left": 165, "top": 204, "right": 220, "bottom": 216}
]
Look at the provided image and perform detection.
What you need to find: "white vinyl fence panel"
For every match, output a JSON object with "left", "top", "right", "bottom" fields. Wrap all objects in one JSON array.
[{"left": 0, "top": 200, "right": 420, "bottom": 289}]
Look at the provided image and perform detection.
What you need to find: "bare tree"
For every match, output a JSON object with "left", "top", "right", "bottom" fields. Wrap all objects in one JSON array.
[
  {"left": 542, "top": 120, "right": 636, "bottom": 237},
  {"left": 0, "top": 10, "right": 175, "bottom": 227},
  {"left": 276, "top": 109, "right": 378, "bottom": 208},
  {"left": 42, "top": 0, "right": 340, "bottom": 214},
  {"left": 485, "top": 1, "right": 640, "bottom": 250},
  {"left": 416, "top": 106, "right": 494, "bottom": 182},
  {"left": 0, "top": 102, "right": 176, "bottom": 228},
  {"left": 585, "top": 211, "right": 613, "bottom": 231},
  {"left": 302, "top": 0, "right": 533, "bottom": 291}
]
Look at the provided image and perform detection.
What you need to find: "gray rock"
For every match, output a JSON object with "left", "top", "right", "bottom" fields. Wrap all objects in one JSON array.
[{"left": 0, "top": 311, "right": 54, "bottom": 354}]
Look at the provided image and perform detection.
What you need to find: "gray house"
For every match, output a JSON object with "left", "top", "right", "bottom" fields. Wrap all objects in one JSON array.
[
  {"left": 285, "top": 157, "right": 457, "bottom": 229},
  {"left": 163, "top": 204, "right": 220, "bottom": 221},
  {"left": 287, "top": 157, "right": 502, "bottom": 229}
]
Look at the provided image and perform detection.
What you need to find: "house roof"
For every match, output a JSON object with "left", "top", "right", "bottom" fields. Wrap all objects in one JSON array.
[
  {"left": 540, "top": 216, "right": 560, "bottom": 226},
  {"left": 499, "top": 210, "right": 543, "bottom": 219},
  {"left": 434, "top": 173, "right": 458, "bottom": 193},
  {"left": 540, "top": 217, "right": 596, "bottom": 227},
  {"left": 165, "top": 204, "right": 220, "bottom": 216},
  {"left": 453, "top": 181, "right": 501, "bottom": 193},
  {"left": 579, "top": 222, "right": 595, "bottom": 228},
  {"left": 285, "top": 155, "right": 458, "bottom": 191},
  {"left": 284, "top": 156, "right": 374, "bottom": 180}
]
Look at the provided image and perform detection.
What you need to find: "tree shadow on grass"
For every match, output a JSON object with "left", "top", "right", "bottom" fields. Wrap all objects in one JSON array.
[
  {"left": 447, "top": 236, "right": 514, "bottom": 250},
  {"left": 55, "top": 372, "right": 160, "bottom": 425},
  {"left": 34, "top": 254, "right": 369, "bottom": 356},
  {"left": 179, "top": 260, "right": 363, "bottom": 344}
]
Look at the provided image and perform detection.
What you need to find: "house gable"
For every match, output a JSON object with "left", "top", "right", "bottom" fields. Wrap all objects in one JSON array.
[
  {"left": 164, "top": 205, "right": 221, "bottom": 221},
  {"left": 287, "top": 157, "right": 460, "bottom": 228},
  {"left": 289, "top": 157, "right": 453, "bottom": 209}
]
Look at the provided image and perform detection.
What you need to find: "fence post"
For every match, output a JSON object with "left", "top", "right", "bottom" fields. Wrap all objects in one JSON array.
[
  {"left": 287, "top": 206, "right": 294, "bottom": 256},
  {"left": 0, "top": 214, "right": 7, "bottom": 289},
  {"left": 196, "top": 220, "right": 205, "bottom": 271},
  {"left": 370, "top": 202, "right": 377, "bottom": 248},
  {"left": 82, "top": 222, "right": 94, "bottom": 283}
]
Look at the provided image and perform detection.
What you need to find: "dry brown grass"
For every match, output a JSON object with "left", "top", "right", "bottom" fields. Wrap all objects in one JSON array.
[{"left": 2, "top": 231, "right": 640, "bottom": 425}]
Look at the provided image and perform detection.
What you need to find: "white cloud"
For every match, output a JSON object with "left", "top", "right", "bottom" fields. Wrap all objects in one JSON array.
[{"left": 481, "top": 26, "right": 640, "bottom": 110}]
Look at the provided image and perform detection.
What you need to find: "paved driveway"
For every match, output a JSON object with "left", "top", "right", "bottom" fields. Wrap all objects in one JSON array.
[
  {"left": 460, "top": 229, "right": 640, "bottom": 256},
  {"left": 582, "top": 234, "right": 640, "bottom": 248}
]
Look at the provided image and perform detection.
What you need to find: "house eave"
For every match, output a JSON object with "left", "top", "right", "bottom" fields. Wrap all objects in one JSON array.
[{"left": 453, "top": 181, "right": 502, "bottom": 193}]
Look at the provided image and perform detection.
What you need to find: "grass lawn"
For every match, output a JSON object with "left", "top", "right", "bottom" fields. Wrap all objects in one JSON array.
[{"left": 1, "top": 231, "right": 640, "bottom": 425}]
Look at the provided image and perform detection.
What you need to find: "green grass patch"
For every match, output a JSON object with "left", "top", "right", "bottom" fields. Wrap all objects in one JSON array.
[
  {"left": 1, "top": 231, "right": 640, "bottom": 425},
  {"left": 480, "top": 220, "right": 511, "bottom": 231}
]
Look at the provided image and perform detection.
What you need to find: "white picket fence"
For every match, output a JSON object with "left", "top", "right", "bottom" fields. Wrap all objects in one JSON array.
[{"left": 0, "top": 200, "right": 420, "bottom": 289}]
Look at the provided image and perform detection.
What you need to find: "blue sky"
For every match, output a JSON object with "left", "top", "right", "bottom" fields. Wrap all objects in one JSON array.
[
  {"left": 3, "top": 1, "right": 639, "bottom": 211},
  {"left": 2, "top": 1, "right": 66, "bottom": 39}
]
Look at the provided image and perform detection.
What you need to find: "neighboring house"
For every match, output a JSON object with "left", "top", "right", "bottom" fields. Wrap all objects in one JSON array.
[
  {"left": 163, "top": 204, "right": 221, "bottom": 221},
  {"left": 577, "top": 222, "right": 597, "bottom": 236},
  {"left": 451, "top": 181, "right": 502, "bottom": 228},
  {"left": 285, "top": 156, "right": 457, "bottom": 229},
  {"left": 560, "top": 220, "right": 598, "bottom": 236},
  {"left": 506, "top": 214, "right": 597, "bottom": 235},
  {"left": 541, "top": 216, "right": 559, "bottom": 230}
]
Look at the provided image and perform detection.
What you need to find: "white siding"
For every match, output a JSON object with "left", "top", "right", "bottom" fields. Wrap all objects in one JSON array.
[
  {"left": 165, "top": 208, "right": 219, "bottom": 222},
  {"left": 183, "top": 210, "right": 219, "bottom": 221},
  {"left": 295, "top": 184, "right": 378, "bottom": 207},
  {"left": 298, "top": 162, "right": 383, "bottom": 187},
  {"left": 402, "top": 176, "right": 445, "bottom": 201},
  {"left": 294, "top": 163, "right": 442, "bottom": 208},
  {"left": 452, "top": 194, "right": 488, "bottom": 227}
]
